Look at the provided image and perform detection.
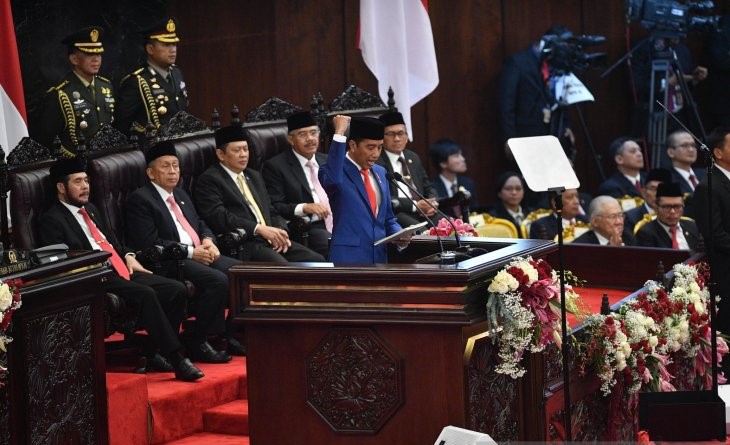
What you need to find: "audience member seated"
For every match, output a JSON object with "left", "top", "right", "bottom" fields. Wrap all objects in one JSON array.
[
  {"left": 193, "top": 124, "right": 325, "bottom": 263},
  {"left": 488, "top": 171, "right": 533, "bottom": 238},
  {"left": 624, "top": 168, "right": 672, "bottom": 232},
  {"left": 667, "top": 130, "right": 706, "bottom": 218},
  {"left": 635, "top": 182, "right": 702, "bottom": 250},
  {"left": 39, "top": 157, "right": 204, "bottom": 382},
  {"left": 597, "top": 136, "right": 646, "bottom": 206},
  {"left": 125, "top": 141, "right": 243, "bottom": 362},
  {"left": 573, "top": 195, "right": 634, "bottom": 246},
  {"left": 428, "top": 138, "right": 478, "bottom": 219},
  {"left": 529, "top": 188, "right": 588, "bottom": 240},
  {"left": 262, "top": 111, "right": 331, "bottom": 257},
  {"left": 375, "top": 111, "right": 438, "bottom": 226}
]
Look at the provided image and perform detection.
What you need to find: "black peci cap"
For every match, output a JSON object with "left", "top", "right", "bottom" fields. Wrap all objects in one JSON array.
[{"left": 349, "top": 117, "right": 384, "bottom": 140}]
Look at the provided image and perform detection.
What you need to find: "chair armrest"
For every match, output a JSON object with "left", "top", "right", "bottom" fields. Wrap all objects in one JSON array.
[{"left": 216, "top": 229, "right": 247, "bottom": 258}]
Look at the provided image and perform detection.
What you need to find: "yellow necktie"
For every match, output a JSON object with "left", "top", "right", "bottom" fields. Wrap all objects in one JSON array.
[{"left": 237, "top": 174, "right": 266, "bottom": 225}]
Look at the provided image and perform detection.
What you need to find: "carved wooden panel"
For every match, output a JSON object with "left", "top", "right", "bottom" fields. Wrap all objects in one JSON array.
[
  {"left": 548, "top": 392, "right": 610, "bottom": 442},
  {"left": 244, "top": 97, "right": 302, "bottom": 123},
  {"left": 158, "top": 111, "right": 209, "bottom": 138},
  {"left": 305, "top": 327, "right": 404, "bottom": 433},
  {"left": 23, "top": 305, "right": 98, "bottom": 444},
  {"left": 328, "top": 85, "right": 386, "bottom": 112},
  {"left": 87, "top": 125, "right": 128, "bottom": 153},
  {"left": 6, "top": 137, "right": 51, "bottom": 167},
  {"left": 466, "top": 338, "right": 519, "bottom": 442}
]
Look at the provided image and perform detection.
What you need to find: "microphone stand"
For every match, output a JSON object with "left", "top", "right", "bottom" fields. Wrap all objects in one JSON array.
[
  {"left": 658, "top": 101, "right": 719, "bottom": 391},
  {"left": 549, "top": 186, "right": 572, "bottom": 442},
  {"left": 386, "top": 174, "right": 451, "bottom": 264}
]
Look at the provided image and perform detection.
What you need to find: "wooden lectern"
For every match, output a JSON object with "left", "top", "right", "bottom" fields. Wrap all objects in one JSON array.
[{"left": 232, "top": 237, "right": 556, "bottom": 444}]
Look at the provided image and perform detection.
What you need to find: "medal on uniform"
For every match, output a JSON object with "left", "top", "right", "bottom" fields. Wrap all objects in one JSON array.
[
  {"left": 79, "top": 120, "right": 89, "bottom": 129},
  {"left": 158, "top": 105, "right": 168, "bottom": 115}
]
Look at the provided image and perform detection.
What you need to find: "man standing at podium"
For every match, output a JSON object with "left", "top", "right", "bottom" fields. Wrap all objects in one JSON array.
[
  {"left": 319, "top": 115, "right": 404, "bottom": 264},
  {"left": 39, "top": 157, "right": 204, "bottom": 382}
]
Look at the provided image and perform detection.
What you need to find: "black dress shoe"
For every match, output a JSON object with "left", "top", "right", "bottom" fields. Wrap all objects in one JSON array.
[
  {"left": 227, "top": 337, "right": 247, "bottom": 356},
  {"left": 147, "top": 353, "right": 175, "bottom": 372},
  {"left": 188, "top": 341, "right": 232, "bottom": 364},
  {"left": 174, "top": 358, "right": 205, "bottom": 382}
]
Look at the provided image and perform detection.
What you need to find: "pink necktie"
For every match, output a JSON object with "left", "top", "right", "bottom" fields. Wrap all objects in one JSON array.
[
  {"left": 360, "top": 169, "right": 377, "bottom": 216},
  {"left": 306, "top": 160, "right": 333, "bottom": 233},
  {"left": 78, "top": 207, "right": 130, "bottom": 280},
  {"left": 167, "top": 195, "right": 201, "bottom": 247},
  {"left": 669, "top": 225, "right": 679, "bottom": 250}
]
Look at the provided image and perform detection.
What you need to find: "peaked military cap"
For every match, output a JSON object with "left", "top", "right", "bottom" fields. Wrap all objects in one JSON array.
[
  {"left": 62, "top": 26, "right": 104, "bottom": 54},
  {"left": 143, "top": 17, "right": 180, "bottom": 43}
]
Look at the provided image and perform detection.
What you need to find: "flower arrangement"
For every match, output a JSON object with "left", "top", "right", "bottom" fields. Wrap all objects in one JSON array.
[
  {"left": 0, "top": 278, "right": 22, "bottom": 386},
  {"left": 578, "top": 262, "right": 728, "bottom": 397},
  {"left": 428, "top": 217, "right": 478, "bottom": 237},
  {"left": 485, "top": 256, "right": 582, "bottom": 378}
]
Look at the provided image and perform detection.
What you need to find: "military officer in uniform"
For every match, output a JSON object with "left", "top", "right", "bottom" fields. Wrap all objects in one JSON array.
[
  {"left": 115, "top": 17, "right": 189, "bottom": 135},
  {"left": 37, "top": 26, "right": 115, "bottom": 156}
]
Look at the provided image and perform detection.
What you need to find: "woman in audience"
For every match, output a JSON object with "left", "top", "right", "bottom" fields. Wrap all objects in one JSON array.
[{"left": 489, "top": 171, "right": 532, "bottom": 237}]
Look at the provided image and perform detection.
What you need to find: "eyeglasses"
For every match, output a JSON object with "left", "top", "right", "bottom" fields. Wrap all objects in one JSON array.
[
  {"left": 673, "top": 142, "right": 696, "bottom": 150},
  {"left": 384, "top": 130, "right": 408, "bottom": 138},
  {"left": 598, "top": 212, "right": 625, "bottom": 221},
  {"left": 658, "top": 204, "right": 684, "bottom": 212},
  {"left": 502, "top": 186, "right": 524, "bottom": 192},
  {"left": 294, "top": 129, "right": 320, "bottom": 139}
]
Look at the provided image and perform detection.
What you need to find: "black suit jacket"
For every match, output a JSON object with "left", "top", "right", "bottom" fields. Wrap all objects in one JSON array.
[
  {"left": 635, "top": 218, "right": 702, "bottom": 250},
  {"left": 671, "top": 166, "right": 706, "bottom": 196},
  {"left": 115, "top": 64, "right": 188, "bottom": 134},
  {"left": 193, "top": 163, "right": 287, "bottom": 239},
  {"left": 488, "top": 200, "right": 532, "bottom": 238},
  {"left": 432, "top": 174, "right": 479, "bottom": 216},
  {"left": 125, "top": 182, "right": 214, "bottom": 250},
  {"left": 572, "top": 228, "right": 635, "bottom": 245},
  {"left": 376, "top": 149, "right": 435, "bottom": 213},
  {"left": 529, "top": 214, "right": 589, "bottom": 240},
  {"left": 695, "top": 169, "right": 730, "bottom": 287},
  {"left": 261, "top": 150, "right": 328, "bottom": 219},
  {"left": 597, "top": 171, "right": 646, "bottom": 199},
  {"left": 624, "top": 204, "right": 651, "bottom": 232}
]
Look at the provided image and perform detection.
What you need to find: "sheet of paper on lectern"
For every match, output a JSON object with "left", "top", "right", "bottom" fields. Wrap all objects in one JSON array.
[{"left": 507, "top": 135, "right": 580, "bottom": 192}]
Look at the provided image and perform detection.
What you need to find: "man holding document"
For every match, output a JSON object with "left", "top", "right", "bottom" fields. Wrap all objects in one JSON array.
[{"left": 319, "top": 115, "right": 412, "bottom": 264}]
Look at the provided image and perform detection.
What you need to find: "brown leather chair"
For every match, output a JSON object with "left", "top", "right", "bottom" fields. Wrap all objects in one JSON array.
[{"left": 243, "top": 122, "right": 290, "bottom": 171}]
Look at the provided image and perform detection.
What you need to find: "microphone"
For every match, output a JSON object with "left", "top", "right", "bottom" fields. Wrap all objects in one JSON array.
[
  {"left": 385, "top": 172, "right": 448, "bottom": 261},
  {"left": 388, "top": 171, "right": 462, "bottom": 247},
  {"left": 655, "top": 100, "right": 710, "bottom": 153}
]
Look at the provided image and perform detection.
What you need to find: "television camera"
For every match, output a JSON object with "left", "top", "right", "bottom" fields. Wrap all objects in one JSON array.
[{"left": 627, "top": 0, "right": 718, "bottom": 38}]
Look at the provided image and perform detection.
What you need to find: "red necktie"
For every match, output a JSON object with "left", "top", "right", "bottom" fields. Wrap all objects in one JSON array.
[
  {"left": 635, "top": 179, "right": 642, "bottom": 193},
  {"left": 167, "top": 195, "right": 201, "bottom": 247},
  {"left": 669, "top": 225, "right": 679, "bottom": 250},
  {"left": 78, "top": 207, "right": 130, "bottom": 280},
  {"left": 360, "top": 168, "right": 377, "bottom": 216},
  {"left": 541, "top": 60, "right": 550, "bottom": 85},
  {"left": 689, "top": 174, "right": 698, "bottom": 188}
]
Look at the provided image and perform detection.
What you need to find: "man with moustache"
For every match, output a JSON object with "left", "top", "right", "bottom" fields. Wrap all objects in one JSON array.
[
  {"left": 115, "top": 17, "right": 188, "bottom": 135},
  {"left": 125, "top": 141, "right": 242, "bottom": 361},
  {"left": 635, "top": 182, "right": 702, "bottom": 250},
  {"left": 194, "top": 124, "right": 324, "bottom": 263},
  {"left": 39, "top": 157, "right": 203, "bottom": 381},
  {"left": 319, "top": 116, "right": 404, "bottom": 264},
  {"left": 375, "top": 111, "right": 438, "bottom": 226},
  {"left": 262, "top": 111, "right": 331, "bottom": 257},
  {"left": 37, "top": 26, "right": 115, "bottom": 155}
]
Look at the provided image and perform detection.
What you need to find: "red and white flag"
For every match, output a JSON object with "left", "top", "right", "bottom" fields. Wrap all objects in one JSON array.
[
  {"left": 359, "top": 0, "right": 439, "bottom": 141},
  {"left": 0, "top": 1, "right": 28, "bottom": 154}
]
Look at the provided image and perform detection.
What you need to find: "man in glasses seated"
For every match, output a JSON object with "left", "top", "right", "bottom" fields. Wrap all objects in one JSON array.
[
  {"left": 635, "top": 182, "right": 702, "bottom": 250},
  {"left": 573, "top": 196, "right": 634, "bottom": 246}
]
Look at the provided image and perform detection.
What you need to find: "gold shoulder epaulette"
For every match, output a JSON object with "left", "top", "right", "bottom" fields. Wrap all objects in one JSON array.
[
  {"left": 121, "top": 68, "right": 145, "bottom": 84},
  {"left": 46, "top": 79, "right": 69, "bottom": 93},
  {"left": 96, "top": 75, "right": 111, "bottom": 83}
]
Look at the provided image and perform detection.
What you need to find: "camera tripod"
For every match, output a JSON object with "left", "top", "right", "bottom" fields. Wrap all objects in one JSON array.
[{"left": 646, "top": 37, "right": 706, "bottom": 167}]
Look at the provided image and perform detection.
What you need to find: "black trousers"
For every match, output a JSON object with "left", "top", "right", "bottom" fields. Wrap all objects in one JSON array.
[
  {"left": 241, "top": 237, "right": 325, "bottom": 263},
  {"left": 104, "top": 272, "right": 187, "bottom": 357},
  {"left": 163, "top": 255, "right": 241, "bottom": 344}
]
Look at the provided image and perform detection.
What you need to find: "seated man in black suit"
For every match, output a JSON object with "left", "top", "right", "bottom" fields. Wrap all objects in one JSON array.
[
  {"left": 261, "top": 111, "right": 330, "bottom": 257},
  {"left": 125, "top": 141, "right": 241, "bottom": 363},
  {"left": 375, "top": 111, "right": 438, "bottom": 226},
  {"left": 624, "top": 168, "right": 672, "bottom": 232},
  {"left": 40, "top": 157, "right": 203, "bottom": 381},
  {"left": 573, "top": 196, "right": 634, "bottom": 245},
  {"left": 597, "top": 137, "right": 646, "bottom": 199},
  {"left": 636, "top": 182, "right": 702, "bottom": 250},
  {"left": 529, "top": 188, "right": 588, "bottom": 240},
  {"left": 667, "top": 130, "right": 706, "bottom": 218},
  {"left": 193, "top": 124, "right": 325, "bottom": 263},
  {"left": 428, "top": 138, "right": 478, "bottom": 219}
]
